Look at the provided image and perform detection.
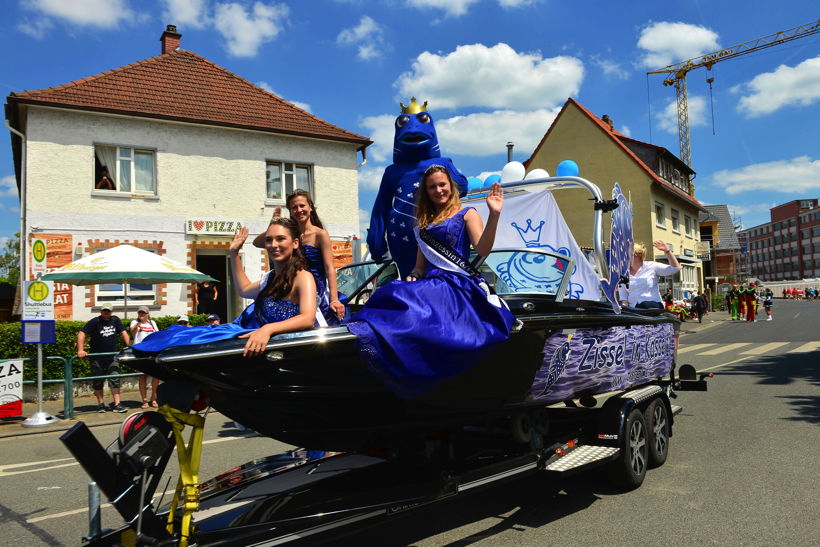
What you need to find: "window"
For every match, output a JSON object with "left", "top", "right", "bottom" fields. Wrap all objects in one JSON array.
[
  {"left": 266, "top": 161, "right": 312, "bottom": 201},
  {"left": 684, "top": 215, "right": 693, "bottom": 237},
  {"left": 670, "top": 209, "right": 680, "bottom": 233},
  {"left": 94, "top": 144, "right": 156, "bottom": 194},
  {"left": 813, "top": 226, "right": 820, "bottom": 237},
  {"left": 655, "top": 202, "right": 666, "bottom": 228}
]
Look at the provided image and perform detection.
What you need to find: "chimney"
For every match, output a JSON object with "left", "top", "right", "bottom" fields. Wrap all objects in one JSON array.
[
  {"left": 160, "top": 24, "right": 181, "bottom": 54},
  {"left": 601, "top": 114, "right": 614, "bottom": 131}
]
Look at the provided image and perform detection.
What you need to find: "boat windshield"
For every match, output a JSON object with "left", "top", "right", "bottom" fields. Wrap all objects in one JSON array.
[{"left": 479, "top": 249, "right": 574, "bottom": 299}]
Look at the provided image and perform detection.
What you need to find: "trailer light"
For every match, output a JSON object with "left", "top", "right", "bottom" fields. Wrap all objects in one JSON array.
[
  {"left": 555, "top": 448, "right": 565, "bottom": 456},
  {"left": 567, "top": 440, "right": 576, "bottom": 448}
]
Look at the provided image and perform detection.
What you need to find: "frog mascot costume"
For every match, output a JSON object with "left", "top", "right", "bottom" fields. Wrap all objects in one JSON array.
[{"left": 366, "top": 98, "right": 468, "bottom": 278}]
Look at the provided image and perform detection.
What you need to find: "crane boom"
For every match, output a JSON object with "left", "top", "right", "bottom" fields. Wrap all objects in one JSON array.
[{"left": 648, "top": 19, "right": 820, "bottom": 167}]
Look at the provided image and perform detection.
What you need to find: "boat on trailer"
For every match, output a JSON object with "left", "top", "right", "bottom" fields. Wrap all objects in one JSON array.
[{"left": 61, "top": 175, "right": 711, "bottom": 546}]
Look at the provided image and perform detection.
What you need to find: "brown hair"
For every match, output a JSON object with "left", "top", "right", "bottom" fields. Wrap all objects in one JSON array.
[
  {"left": 257, "top": 217, "right": 307, "bottom": 302},
  {"left": 416, "top": 165, "right": 461, "bottom": 229},
  {"left": 286, "top": 189, "right": 324, "bottom": 229}
]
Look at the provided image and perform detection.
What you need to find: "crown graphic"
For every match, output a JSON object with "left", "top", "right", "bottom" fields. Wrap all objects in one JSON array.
[
  {"left": 511, "top": 219, "right": 545, "bottom": 248},
  {"left": 400, "top": 97, "right": 428, "bottom": 114}
]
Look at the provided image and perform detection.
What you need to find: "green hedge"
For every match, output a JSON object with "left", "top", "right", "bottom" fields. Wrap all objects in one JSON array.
[{"left": 0, "top": 314, "right": 209, "bottom": 381}]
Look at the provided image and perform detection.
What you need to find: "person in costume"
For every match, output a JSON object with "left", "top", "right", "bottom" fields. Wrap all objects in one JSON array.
[
  {"left": 348, "top": 165, "right": 514, "bottom": 398},
  {"left": 763, "top": 288, "right": 773, "bottom": 321},
  {"left": 366, "top": 98, "right": 468, "bottom": 278},
  {"left": 744, "top": 282, "right": 757, "bottom": 322},
  {"left": 132, "top": 218, "right": 317, "bottom": 357},
  {"left": 729, "top": 284, "right": 740, "bottom": 320},
  {"left": 266, "top": 190, "right": 346, "bottom": 326}
]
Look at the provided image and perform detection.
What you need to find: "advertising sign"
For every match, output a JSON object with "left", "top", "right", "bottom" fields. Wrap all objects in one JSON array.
[
  {"left": 0, "top": 359, "right": 24, "bottom": 418},
  {"left": 29, "top": 234, "right": 74, "bottom": 319},
  {"left": 23, "top": 280, "right": 54, "bottom": 320},
  {"left": 331, "top": 240, "right": 353, "bottom": 270},
  {"left": 185, "top": 218, "right": 244, "bottom": 236}
]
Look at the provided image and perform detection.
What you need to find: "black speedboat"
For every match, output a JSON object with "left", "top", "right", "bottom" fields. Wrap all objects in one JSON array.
[{"left": 117, "top": 176, "right": 679, "bottom": 451}]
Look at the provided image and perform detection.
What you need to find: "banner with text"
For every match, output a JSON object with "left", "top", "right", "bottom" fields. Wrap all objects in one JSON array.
[{"left": 0, "top": 359, "right": 24, "bottom": 418}]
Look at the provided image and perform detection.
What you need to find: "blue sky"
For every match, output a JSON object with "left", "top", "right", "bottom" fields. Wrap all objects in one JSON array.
[{"left": 1, "top": 0, "right": 819, "bottom": 248}]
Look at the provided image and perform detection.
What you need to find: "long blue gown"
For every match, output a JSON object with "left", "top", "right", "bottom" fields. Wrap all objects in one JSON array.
[
  {"left": 347, "top": 208, "right": 515, "bottom": 398},
  {"left": 302, "top": 244, "right": 346, "bottom": 326},
  {"left": 131, "top": 295, "right": 300, "bottom": 353}
]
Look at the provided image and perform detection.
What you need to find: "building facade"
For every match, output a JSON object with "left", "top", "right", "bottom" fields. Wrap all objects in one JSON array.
[
  {"left": 6, "top": 26, "right": 370, "bottom": 321},
  {"left": 740, "top": 199, "right": 820, "bottom": 282},
  {"left": 699, "top": 204, "right": 741, "bottom": 287},
  {"left": 524, "top": 98, "right": 705, "bottom": 297}
]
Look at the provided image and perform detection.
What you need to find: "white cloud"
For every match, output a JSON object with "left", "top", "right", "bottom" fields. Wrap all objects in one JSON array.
[
  {"left": 17, "top": 17, "right": 53, "bottom": 39},
  {"left": 637, "top": 21, "right": 719, "bottom": 69},
  {"left": 713, "top": 156, "right": 820, "bottom": 195},
  {"left": 255, "top": 81, "right": 311, "bottom": 112},
  {"left": 436, "top": 108, "right": 559, "bottom": 156},
  {"left": 0, "top": 176, "right": 18, "bottom": 198},
  {"left": 357, "top": 165, "right": 385, "bottom": 191},
  {"left": 213, "top": 1, "right": 288, "bottom": 57},
  {"left": 161, "top": 0, "right": 210, "bottom": 29},
  {"left": 619, "top": 125, "right": 632, "bottom": 137},
  {"left": 475, "top": 170, "right": 501, "bottom": 180},
  {"left": 359, "top": 113, "right": 395, "bottom": 163},
  {"left": 657, "top": 95, "right": 707, "bottom": 134},
  {"left": 734, "top": 55, "right": 820, "bottom": 118},
  {"left": 498, "top": 0, "right": 539, "bottom": 8},
  {"left": 404, "top": 0, "right": 480, "bottom": 17},
  {"left": 395, "top": 43, "right": 583, "bottom": 110},
  {"left": 20, "top": 0, "right": 134, "bottom": 27},
  {"left": 361, "top": 108, "right": 559, "bottom": 162},
  {"left": 592, "top": 56, "right": 629, "bottom": 80},
  {"left": 337, "top": 15, "right": 388, "bottom": 61},
  {"left": 725, "top": 202, "right": 777, "bottom": 218}
]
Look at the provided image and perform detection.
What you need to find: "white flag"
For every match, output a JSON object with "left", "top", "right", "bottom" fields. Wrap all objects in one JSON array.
[{"left": 466, "top": 190, "right": 602, "bottom": 300}]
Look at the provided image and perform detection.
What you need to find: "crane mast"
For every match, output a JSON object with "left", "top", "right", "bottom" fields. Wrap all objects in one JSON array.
[{"left": 648, "top": 19, "right": 820, "bottom": 167}]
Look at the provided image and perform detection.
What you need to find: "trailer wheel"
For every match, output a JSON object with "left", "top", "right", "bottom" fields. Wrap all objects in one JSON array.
[
  {"left": 644, "top": 399, "right": 669, "bottom": 468},
  {"left": 608, "top": 408, "right": 647, "bottom": 489}
]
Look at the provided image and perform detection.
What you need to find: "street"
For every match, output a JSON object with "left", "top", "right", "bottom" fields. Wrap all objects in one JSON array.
[{"left": 1, "top": 299, "right": 818, "bottom": 546}]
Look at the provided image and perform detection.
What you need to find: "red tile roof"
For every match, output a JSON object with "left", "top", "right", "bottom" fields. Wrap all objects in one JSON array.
[
  {"left": 8, "top": 49, "right": 371, "bottom": 149},
  {"left": 524, "top": 98, "right": 703, "bottom": 210}
]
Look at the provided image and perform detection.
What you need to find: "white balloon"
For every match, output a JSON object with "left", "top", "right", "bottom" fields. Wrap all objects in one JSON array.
[
  {"left": 525, "top": 168, "right": 550, "bottom": 180},
  {"left": 500, "top": 161, "right": 526, "bottom": 183}
]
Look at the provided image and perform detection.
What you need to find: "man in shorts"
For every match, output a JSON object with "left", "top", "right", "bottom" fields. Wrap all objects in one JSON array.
[{"left": 77, "top": 305, "right": 131, "bottom": 412}]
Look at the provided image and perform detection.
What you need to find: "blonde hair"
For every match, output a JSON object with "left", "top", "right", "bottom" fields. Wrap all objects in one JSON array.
[
  {"left": 633, "top": 242, "right": 646, "bottom": 257},
  {"left": 416, "top": 165, "right": 461, "bottom": 229}
]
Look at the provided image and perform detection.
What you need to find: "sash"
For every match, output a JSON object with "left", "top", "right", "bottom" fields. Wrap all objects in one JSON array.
[{"left": 415, "top": 227, "right": 507, "bottom": 310}]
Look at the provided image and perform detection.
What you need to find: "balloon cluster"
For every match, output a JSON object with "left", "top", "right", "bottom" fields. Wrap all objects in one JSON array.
[{"left": 467, "top": 159, "right": 580, "bottom": 191}]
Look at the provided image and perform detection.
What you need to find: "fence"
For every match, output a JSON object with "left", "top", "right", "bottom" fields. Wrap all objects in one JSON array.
[{"left": 18, "top": 352, "right": 144, "bottom": 419}]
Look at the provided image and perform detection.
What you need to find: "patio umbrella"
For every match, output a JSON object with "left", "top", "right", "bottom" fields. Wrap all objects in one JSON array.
[{"left": 41, "top": 244, "right": 216, "bottom": 317}]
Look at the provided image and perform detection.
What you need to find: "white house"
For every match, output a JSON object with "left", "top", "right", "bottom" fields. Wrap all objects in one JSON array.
[{"left": 5, "top": 25, "right": 371, "bottom": 321}]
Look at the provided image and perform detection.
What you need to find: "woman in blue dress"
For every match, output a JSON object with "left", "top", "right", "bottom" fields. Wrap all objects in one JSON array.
[
  {"left": 132, "top": 218, "right": 317, "bottom": 358},
  {"left": 347, "top": 165, "right": 514, "bottom": 398},
  {"left": 267, "top": 190, "right": 345, "bottom": 326}
]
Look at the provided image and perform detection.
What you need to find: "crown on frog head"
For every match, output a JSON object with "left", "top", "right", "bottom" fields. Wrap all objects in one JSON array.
[
  {"left": 400, "top": 97, "right": 428, "bottom": 114},
  {"left": 512, "top": 219, "right": 545, "bottom": 247}
]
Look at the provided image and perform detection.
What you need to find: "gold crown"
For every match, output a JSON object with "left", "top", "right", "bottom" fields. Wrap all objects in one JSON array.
[{"left": 400, "top": 97, "right": 428, "bottom": 114}]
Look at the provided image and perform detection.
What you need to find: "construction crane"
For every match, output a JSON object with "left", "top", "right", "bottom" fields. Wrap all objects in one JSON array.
[{"left": 647, "top": 19, "right": 820, "bottom": 167}]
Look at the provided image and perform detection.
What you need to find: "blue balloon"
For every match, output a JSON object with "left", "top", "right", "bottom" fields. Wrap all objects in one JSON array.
[
  {"left": 556, "top": 160, "right": 579, "bottom": 177},
  {"left": 484, "top": 174, "right": 502, "bottom": 186},
  {"left": 467, "top": 176, "right": 483, "bottom": 191}
]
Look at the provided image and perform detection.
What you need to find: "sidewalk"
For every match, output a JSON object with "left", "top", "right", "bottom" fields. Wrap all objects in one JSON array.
[{"left": 0, "top": 390, "right": 149, "bottom": 438}]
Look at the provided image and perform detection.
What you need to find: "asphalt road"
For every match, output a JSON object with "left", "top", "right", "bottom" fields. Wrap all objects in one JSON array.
[{"left": 1, "top": 299, "right": 818, "bottom": 546}]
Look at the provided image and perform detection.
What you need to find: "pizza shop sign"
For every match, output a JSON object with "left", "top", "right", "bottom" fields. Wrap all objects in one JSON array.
[{"left": 185, "top": 218, "right": 244, "bottom": 236}]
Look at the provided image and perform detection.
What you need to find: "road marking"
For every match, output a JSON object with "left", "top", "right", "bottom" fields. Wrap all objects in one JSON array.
[
  {"left": 677, "top": 343, "right": 715, "bottom": 354},
  {"left": 741, "top": 342, "right": 788, "bottom": 355},
  {"left": 788, "top": 342, "right": 819, "bottom": 354},
  {"left": 26, "top": 488, "right": 176, "bottom": 524},
  {"left": 794, "top": 312, "right": 800, "bottom": 319},
  {"left": 698, "top": 343, "right": 748, "bottom": 356},
  {"left": 697, "top": 355, "right": 750, "bottom": 373}
]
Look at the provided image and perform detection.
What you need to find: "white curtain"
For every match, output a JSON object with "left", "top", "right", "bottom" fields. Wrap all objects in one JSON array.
[{"left": 95, "top": 145, "right": 118, "bottom": 185}]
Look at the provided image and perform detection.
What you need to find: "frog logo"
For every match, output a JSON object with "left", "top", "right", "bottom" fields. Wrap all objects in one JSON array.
[{"left": 495, "top": 249, "right": 583, "bottom": 298}]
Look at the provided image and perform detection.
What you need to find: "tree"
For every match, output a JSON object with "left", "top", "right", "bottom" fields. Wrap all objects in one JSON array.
[{"left": 0, "top": 232, "right": 20, "bottom": 286}]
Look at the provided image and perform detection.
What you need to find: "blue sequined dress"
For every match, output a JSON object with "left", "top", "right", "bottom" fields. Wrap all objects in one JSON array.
[
  {"left": 302, "top": 244, "right": 347, "bottom": 326},
  {"left": 347, "top": 208, "right": 515, "bottom": 398},
  {"left": 131, "top": 285, "right": 300, "bottom": 353}
]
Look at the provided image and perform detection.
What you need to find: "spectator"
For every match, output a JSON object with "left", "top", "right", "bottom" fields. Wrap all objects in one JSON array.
[
  {"left": 206, "top": 313, "right": 221, "bottom": 325},
  {"left": 95, "top": 168, "right": 115, "bottom": 190},
  {"left": 763, "top": 289, "right": 773, "bottom": 321},
  {"left": 177, "top": 314, "right": 190, "bottom": 326},
  {"left": 130, "top": 306, "right": 159, "bottom": 408},
  {"left": 77, "top": 305, "right": 130, "bottom": 413},
  {"left": 693, "top": 290, "right": 708, "bottom": 323},
  {"left": 194, "top": 281, "right": 219, "bottom": 315}
]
